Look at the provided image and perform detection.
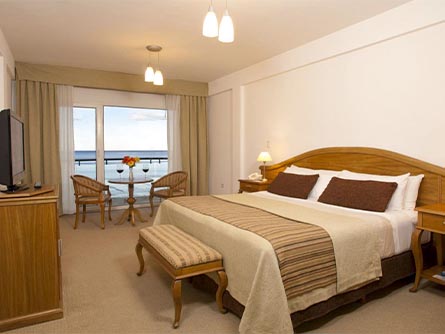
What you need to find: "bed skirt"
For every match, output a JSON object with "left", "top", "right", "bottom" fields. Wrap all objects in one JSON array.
[{"left": 191, "top": 243, "right": 436, "bottom": 329}]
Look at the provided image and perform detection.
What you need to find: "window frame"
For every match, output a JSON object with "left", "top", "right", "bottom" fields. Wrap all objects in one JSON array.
[{"left": 73, "top": 105, "right": 100, "bottom": 180}]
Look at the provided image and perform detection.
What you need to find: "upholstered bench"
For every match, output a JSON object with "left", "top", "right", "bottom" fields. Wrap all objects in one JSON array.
[{"left": 136, "top": 224, "right": 228, "bottom": 328}]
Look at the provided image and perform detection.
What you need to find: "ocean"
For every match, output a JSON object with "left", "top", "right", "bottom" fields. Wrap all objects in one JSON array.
[{"left": 75, "top": 150, "right": 168, "bottom": 205}]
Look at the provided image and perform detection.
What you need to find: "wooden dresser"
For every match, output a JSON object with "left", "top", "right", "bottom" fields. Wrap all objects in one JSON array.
[{"left": 0, "top": 186, "right": 63, "bottom": 332}]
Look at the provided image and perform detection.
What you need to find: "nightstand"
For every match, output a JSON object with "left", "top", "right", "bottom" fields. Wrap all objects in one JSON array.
[
  {"left": 410, "top": 203, "right": 445, "bottom": 292},
  {"left": 238, "top": 179, "right": 271, "bottom": 193}
]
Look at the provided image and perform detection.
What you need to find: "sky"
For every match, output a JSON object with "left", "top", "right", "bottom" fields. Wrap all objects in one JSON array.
[{"left": 74, "top": 106, "right": 167, "bottom": 151}]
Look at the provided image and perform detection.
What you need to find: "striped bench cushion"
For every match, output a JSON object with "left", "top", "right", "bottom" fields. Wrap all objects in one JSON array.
[{"left": 139, "top": 225, "right": 222, "bottom": 269}]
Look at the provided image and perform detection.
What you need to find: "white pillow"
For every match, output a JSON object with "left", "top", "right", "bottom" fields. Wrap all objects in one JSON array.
[
  {"left": 403, "top": 174, "right": 424, "bottom": 210},
  {"left": 284, "top": 166, "right": 340, "bottom": 201},
  {"left": 338, "top": 170, "right": 410, "bottom": 211}
]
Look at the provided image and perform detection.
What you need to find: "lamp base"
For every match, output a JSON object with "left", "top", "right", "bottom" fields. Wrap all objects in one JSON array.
[{"left": 261, "top": 163, "right": 267, "bottom": 182}]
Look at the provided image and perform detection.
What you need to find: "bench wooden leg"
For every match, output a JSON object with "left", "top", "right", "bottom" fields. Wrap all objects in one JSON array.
[
  {"left": 216, "top": 270, "right": 228, "bottom": 314},
  {"left": 135, "top": 242, "right": 145, "bottom": 276},
  {"left": 172, "top": 280, "right": 182, "bottom": 328}
]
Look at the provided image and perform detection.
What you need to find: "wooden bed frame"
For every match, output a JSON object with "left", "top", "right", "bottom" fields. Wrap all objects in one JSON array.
[
  {"left": 264, "top": 147, "right": 445, "bottom": 206},
  {"left": 195, "top": 147, "right": 445, "bottom": 328}
]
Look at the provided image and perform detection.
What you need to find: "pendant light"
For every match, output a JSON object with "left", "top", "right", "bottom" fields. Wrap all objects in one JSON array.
[
  {"left": 153, "top": 70, "right": 163, "bottom": 86},
  {"left": 218, "top": 0, "right": 234, "bottom": 43},
  {"left": 145, "top": 45, "right": 164, "bottom": 86},
  {"left": 144, "top": 51, "right": 154, "bottom": 82},
  {"left": 202, "top": 0, "right": 234, "bottom": 43},
  {"left": 144, "top": 66, "right": 154, "bottom": 82},
  {"left": 153, "top": 52, "right": 164, "bottom": 86},
  {"left": 145, "top": 45, "right": 155, "bottom": 82},
  {"left": 202, "top": 0, "right": 218, "bottom": 37}
]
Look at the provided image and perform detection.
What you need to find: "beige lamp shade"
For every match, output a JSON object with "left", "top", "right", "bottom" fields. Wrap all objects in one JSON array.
[{"left": 257, "top": 151, "right": 272, "bottom": 163}]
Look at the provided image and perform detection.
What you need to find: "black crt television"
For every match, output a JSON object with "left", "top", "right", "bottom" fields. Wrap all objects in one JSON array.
[{"left": 0, "top": 109, "right": 26, "bottom": 192}]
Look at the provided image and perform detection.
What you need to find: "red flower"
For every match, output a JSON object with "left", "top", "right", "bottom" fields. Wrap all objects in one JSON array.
[{"left": 122, "top": 156, "right": 140, "bottom": 167}]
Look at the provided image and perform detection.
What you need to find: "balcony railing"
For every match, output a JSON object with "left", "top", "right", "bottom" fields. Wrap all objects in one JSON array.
[{"left": 75, "top": 156, "right": 168, "bottom": 166}]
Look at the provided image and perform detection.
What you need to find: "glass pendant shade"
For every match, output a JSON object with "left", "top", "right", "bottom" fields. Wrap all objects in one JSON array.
[
  {"left": 218, "top": 9, "right": 234, "bottom": 43},
  {"left": 153, "top": 70, "right": 164, "bottom": 86},
  {"left": 144, "top": 65, "right": 154, "bottom": 82},
  {"left": 202, "top": 5, "right": 218, "bottom": 38}
]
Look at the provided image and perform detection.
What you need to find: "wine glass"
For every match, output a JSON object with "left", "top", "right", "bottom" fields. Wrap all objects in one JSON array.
[
  {"left": 116, "top": 164, "right": 124, "bottom": 179},
  {"left": 142, "top": 164, "right": 150, "bottom": 179}
]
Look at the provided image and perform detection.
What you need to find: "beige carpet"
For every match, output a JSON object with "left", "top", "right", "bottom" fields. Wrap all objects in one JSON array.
[{"left": 7, "top": 209, "right": 445, "bottom": 334}]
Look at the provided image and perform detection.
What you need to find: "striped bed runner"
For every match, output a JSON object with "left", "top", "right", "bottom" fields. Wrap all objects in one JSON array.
[{"left": 170, "top": 196, "right": 337, "bottom": 299}]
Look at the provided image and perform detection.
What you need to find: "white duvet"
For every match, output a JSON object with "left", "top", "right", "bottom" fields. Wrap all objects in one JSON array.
[
  {"left": 154, "top": 192, "right": 421, "bottom": 334},
  {"left": 252, "top": 191, "right": 420, "bottom": 254}
]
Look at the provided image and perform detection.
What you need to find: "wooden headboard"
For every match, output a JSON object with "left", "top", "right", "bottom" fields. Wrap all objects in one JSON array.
[{"left": 263, "top": 147, "right": 445, "bottom": 206}]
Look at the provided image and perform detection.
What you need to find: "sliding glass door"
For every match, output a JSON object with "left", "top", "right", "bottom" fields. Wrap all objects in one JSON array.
[
  {"left": 73, "top": 107, "right": 97, "bottom": 179},
  {"left": 104, "top": 106, "right": 168, "bottom": 205},
  {"left": 73, "top": 104, "right": 168, "bottom": 207}
]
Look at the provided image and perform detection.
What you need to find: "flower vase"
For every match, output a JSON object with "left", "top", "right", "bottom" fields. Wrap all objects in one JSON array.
[{"left": 129, "top": 167, "right": 134, "bottom": 181}]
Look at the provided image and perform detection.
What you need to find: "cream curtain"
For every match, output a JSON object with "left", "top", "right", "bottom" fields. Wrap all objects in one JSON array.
[
  {"left": 17, "top": 80, "right": 62, "bottom": 210},
  {"left": 180, "top": 95, "right": 208, "bottom": 195},
  {"left": 166, "top": 95, "right": 182, "bottom": 173},
  {"left": 57, "top": 85, "right": 75, "bottom": 214}
]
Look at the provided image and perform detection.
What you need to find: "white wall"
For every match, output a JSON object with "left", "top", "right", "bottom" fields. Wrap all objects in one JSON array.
[
  {"left": 0, "top": 57, "right": 15, "bottom": 110},
  {"left": 0, "top": 57, "right": 4, "bottom": 108},
  {"left": 0, "top": 27, "right": 15, "bottom": 110},
  {"left": 208, "top": 0, "right": 445, "bottom": 193},
  {"left": 208, "top": 90, "right": 233, "bottom": 194},
  {"left": 4, "top": 66, "right": 13, "bottom": 109}
]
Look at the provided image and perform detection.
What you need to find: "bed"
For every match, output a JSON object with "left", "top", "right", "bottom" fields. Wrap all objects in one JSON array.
[{"left": 153, "top": 147, "right": 444, "bottom": 334}]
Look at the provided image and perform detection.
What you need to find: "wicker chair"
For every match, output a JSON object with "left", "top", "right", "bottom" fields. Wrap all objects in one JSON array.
[
  {"left": 71, "top": 175, "right": 112, "bottom": 229},
  {"left": 149, "top": 171, "right": 188, "bottom": 217}
]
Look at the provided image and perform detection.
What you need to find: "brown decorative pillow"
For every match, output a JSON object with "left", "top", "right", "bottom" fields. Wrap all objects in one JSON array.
[
  {"left": 268, "top": 172, "right": 319, "bottom": 199},
  {"left": 318, "top": 177, "right": 398, "bottom": 212}
]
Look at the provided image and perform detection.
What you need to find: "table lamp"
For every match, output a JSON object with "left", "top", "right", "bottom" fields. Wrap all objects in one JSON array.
[{"left": 257, "top": 151, "right": 272, "bottom": 181}]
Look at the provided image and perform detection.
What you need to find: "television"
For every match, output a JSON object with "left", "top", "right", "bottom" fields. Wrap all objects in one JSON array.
[{"left": 0, "top": 109, "right": 26, "bottom": 192}]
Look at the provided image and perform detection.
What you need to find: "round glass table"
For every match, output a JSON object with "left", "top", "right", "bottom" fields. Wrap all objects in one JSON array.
[{"left": 108, "top": 177, "right": 153, "bottom": 226}]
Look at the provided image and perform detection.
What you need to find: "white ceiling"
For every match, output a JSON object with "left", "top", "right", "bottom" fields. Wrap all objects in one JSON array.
[{"left": 0, "top": 0, "right": 411, "bottom": 83}]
